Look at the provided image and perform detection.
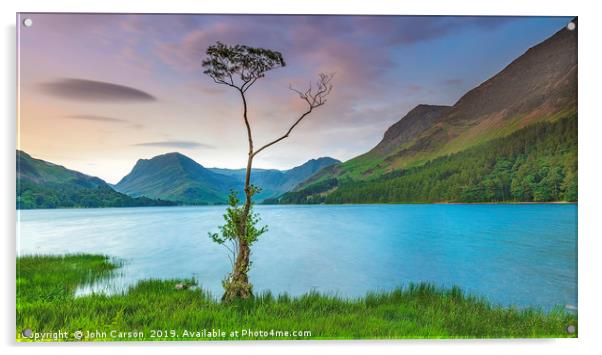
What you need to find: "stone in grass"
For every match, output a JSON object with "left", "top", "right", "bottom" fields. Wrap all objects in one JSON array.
[{"left": 175, "top": 281, "right": 198, "bottom": 290}]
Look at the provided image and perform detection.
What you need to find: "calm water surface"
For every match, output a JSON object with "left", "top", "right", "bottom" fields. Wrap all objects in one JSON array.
[{"left": 17, "top": 204, "right": 577, "bottom": 310}]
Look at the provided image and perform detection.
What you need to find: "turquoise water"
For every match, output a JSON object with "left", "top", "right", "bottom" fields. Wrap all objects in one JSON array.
[{"left": 17, "top": 204, "right": 577, "bottom": 310}]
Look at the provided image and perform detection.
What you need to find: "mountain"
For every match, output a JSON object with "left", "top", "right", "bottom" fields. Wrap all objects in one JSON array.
[
  {"left": 282, "top": 157, "right": 341, "bottom": 189},
  {"left": 16, "top": 151, "right": 174, "bottom": 209},
  {"left": 210, "top": 157, "right": 341, "bottom": 201},
  {"left": 279, "top": 20, "right": 577, "bottom": 204},
  {"left": 115, "top": 152, "right": 340, "bottom": 204},
  {"left": 115, "top": 152, "right": 239, "bottom": 205}
]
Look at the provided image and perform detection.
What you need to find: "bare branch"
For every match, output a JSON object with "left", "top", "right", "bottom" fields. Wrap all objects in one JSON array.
[
  {"left": 252, "top": 73, "right": 334, "bottom": 158},
  {"left": 209, "top": 75, "right": 239, "bottom": 90},
  {"left": 223, "top": 243, "right": 235, "bottom": 269}
]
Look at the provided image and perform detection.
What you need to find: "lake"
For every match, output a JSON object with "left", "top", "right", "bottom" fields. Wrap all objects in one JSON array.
[{"left": 17, "top": 204, "right": 577, "bottom": 311}]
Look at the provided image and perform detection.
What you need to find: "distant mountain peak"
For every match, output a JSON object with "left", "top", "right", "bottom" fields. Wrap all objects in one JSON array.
[
  {"left": 155, "top": 151, "right": 187, "bottom": 158},
  {"left": 114, "top": 151, "right": 341, "bottom": 204},
  {"left": 136, "top": 151, "right": 194, "bottom": 164},
  {"left": 295, "top": 156, "right": 340, "bottom": 166},
  {"left": 115, "top": 151, "right": 232, "bottom": 204}
]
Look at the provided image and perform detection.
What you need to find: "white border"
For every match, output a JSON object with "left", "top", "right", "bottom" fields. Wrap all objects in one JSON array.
[{"left": 3, "top": 1, "right": 601, "bottom": 354}]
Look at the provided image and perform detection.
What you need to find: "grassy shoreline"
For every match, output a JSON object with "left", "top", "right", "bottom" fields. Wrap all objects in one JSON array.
[{"left": 16, "top": 254, "right": 577, "bottom": 341}]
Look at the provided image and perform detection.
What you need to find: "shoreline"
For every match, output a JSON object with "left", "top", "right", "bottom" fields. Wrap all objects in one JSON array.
[{"left": 17, "top": 201, "right": 578, "bottom": 211}]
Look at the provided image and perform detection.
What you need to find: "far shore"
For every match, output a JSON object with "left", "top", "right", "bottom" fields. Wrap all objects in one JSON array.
[{"left": 16, "top": 201, "right": 578, "bottom": 211}]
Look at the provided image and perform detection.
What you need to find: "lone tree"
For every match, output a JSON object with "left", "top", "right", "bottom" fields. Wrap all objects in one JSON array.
[{"left": 203, "top": 42, "right": 333, "bottom": 302}]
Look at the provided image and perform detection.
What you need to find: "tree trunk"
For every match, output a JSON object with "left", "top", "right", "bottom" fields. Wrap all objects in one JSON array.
[
  {"left": 222, "top": 154, "right": 254, "bottom": 302},
  {"left": 222, "top": 240, "right": 252, "bottom": 301}
]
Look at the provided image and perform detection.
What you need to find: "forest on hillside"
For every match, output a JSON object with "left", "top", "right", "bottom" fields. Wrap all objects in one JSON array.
[
  {"left": 274, "top": 114, "right": 577, "bottom": 204},
  {"left": 17, "top": 180, "right": 176, "bottom": 209}
]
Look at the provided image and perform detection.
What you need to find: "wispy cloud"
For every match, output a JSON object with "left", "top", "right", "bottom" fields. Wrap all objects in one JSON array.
[
  {"left": 65, "top": 114, "right": 145, "bottom": 130},
  {"left": 133, "top": 140, "right": 214, "bottom": 149},
  {"left": 40, "top": 78, "right": 157, "bottom": 102},
  {"left": 65, "top": 114, "right": 128, "bottom": 123}
]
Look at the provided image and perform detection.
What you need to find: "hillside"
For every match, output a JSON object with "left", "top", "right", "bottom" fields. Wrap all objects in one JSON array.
[
  {"left": 115, "top": 153, "right": 339, "bottom": 204},
  {"left": 115, "top": 152, "right": 239, "bottom": 205},
  {"left": 286, "top": 20, "right": 577, "bottom": 202},
  {"left": 278, "top": 114, "right": 577, "bottom": 204},
  {"left": 210, "top": 157, "right": 340, "bottom": 201},
  {"left": 16, "top": 151, "right": 174, "bottom": 209}
]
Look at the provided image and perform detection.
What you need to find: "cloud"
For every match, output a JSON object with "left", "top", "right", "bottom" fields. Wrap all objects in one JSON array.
[
  {"left": 133, "top": 140, "right": 214, "bottom": 149},
  {"left": 65, "top": 114, "right": 145, "bottom": 130},
  {"left": 40, "top": 78, "right": 157, "bottom": 102},
  {"left": 65, "top": 114, "right": 128, "bottom": 123}
]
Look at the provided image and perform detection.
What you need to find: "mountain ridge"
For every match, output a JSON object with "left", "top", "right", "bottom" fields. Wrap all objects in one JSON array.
[
  {"left": 115, "top": 152, "right": 340, "bottom": 204},
  {"left": 115, "top": 152, "right": 235, "bottom": 204}
]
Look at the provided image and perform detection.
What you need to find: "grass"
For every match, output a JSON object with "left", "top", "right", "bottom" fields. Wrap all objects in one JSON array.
[{"left": 17, "top": 254, "right": 577, "bottom": 342}]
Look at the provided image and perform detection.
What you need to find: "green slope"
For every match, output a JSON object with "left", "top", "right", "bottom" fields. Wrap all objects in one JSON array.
[
  {"left": 115, "top": 152, "right": 237, "bottom": 205},
  {"left": 277, "top": 114, "right": 577, "bottom": 204},
  {"left": 16, "top": 151, "right": 174, "bottom": 209},
  {"left": 243, "top": 157, "right": 340, "bottom": 201}
]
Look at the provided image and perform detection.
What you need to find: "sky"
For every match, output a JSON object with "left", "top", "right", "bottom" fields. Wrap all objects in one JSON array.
[{"left": 17, "top": 14, "right": 572, "bottom": 183}]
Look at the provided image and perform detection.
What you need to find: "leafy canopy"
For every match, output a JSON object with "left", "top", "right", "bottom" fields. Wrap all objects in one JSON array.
[{"left": 202, "top": 42, "right": 286, "bottom": 90}]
